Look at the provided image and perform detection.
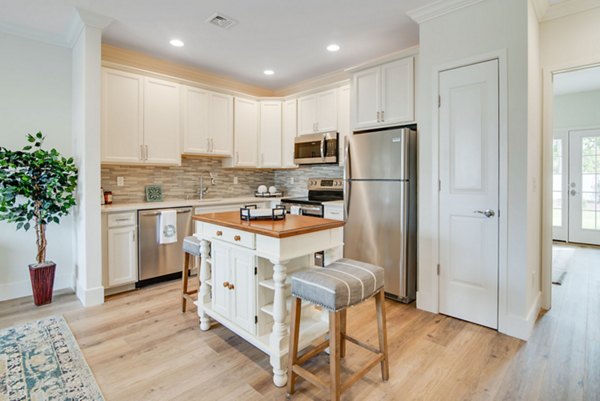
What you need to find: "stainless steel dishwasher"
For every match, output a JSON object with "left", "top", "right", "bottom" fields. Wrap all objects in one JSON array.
[{"left": 137, "top": 207, "right": 193, "bottom": 287}]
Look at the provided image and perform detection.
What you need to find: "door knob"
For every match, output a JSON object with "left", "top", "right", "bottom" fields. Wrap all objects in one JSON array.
[
  {"left": 223, "top": 281, "right": 230, "bottom": 288},
  {"left": 570, "top": 189, "right": 577, "bottom": 196},
  {"left": 474, "top": 209, "right": 495, "bottom": 218}
]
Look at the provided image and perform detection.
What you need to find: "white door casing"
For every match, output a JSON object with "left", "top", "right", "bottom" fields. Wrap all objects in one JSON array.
[
  {"left": 439, "top": 59, "right": 499, "bottom": 329},
  {"left": 567, "top": 129, "right": 600, "bottom": 245}
]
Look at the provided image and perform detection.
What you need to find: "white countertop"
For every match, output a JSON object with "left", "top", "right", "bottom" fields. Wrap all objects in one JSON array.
[{"left": 101, "top": 196, "right": 282, "bottom": 213}]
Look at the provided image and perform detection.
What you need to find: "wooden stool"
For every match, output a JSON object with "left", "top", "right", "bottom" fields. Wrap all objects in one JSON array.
[
  {"left": 287, "top": 259, "right": 389, "bottom": 401},
  {"left": 181, "top": 236, "right": 201, "bottom": 312}
]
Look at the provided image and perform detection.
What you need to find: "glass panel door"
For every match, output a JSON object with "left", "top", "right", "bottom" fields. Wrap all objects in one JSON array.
[
  {"left": 568, "top": 130, "right": 600, "bottom": 245},
  {"left": 552, "top": 134, "right": 567, "bottom": 241}
]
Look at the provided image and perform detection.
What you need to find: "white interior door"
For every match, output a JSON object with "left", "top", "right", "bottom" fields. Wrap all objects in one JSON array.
[
  {"left": 439, "top": 59, "right": 499, "bottom": 329},
  {"left": 568, "top": 129, "right": 600, "bottom": 245}
]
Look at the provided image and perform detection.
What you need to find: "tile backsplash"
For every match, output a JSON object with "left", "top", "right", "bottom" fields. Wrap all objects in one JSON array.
[
  {"left": 274, "top": 165, "right": 343, "bottom": 197},
  {"left": 101, "top": 157, "right": 343, "bottom": 203},
  {"left": 101, "top": 157, "right": 275, "bottom": 203}
]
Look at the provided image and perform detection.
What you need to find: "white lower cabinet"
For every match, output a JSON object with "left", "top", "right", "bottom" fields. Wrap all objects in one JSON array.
[
  {"left": 211, "top": 240, "right": 257, "bottom": 335},
  {"left": 105, "top": 212, "right": 138, "bottom": 288}
]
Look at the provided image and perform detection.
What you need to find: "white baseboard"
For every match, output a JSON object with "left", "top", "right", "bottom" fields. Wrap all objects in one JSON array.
[
  {"left": 76, "top": 283, "right": 104, "bottom": 307},
  {"left": 416, "top": 290, "right": 438, "bottom": 314},
  {"left": 500, "top": 291, "right": 541, "bottom": 340},
  {"left": 0, "top": 273, "right": 75, "bottom": 302}
]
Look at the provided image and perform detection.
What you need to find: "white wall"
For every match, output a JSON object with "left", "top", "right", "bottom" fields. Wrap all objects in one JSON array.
[
  {"left": 554, "top": 90, "right": 600, "bottom": 129},
  {"left": 527, "top": 0, "right": 543, "bottom": 314},
  {"left": 416, "top": 0, "right": 541, "bottom": 339},
  {"left": 0, "top": 32, "right": 74, "bottom": 300}
]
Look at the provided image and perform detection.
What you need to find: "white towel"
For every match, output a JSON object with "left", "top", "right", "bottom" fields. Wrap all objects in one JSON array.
[{"left": 159, "top": 210, "right": 178, "bottom": 244}]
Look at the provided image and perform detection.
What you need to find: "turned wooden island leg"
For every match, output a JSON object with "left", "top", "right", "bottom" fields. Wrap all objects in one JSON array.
[
  {"left": 198, "top": 239, "right": 212, "bottom": 331},
  {"left": 269, "top": 259, "right": 289, "bottom": 387}
]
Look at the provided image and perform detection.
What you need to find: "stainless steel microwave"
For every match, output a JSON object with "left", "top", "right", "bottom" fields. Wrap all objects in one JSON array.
[{"left": 293, "top": 132, "right": 338, "bottom": 165}]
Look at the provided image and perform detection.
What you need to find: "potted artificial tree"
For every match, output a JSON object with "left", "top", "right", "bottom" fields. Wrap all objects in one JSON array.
[{"left": 0, "top": 132, "right": 78, "bottom": 305}]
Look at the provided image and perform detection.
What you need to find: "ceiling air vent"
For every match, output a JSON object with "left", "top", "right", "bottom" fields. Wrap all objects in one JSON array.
[{"left": 206, "top": 13, "right": 237, "bottom": 29}]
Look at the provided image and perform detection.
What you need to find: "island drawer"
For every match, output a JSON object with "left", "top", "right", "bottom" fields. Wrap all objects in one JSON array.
[{"left": 204, "top": 223, "right": 255, "bottom": 249}]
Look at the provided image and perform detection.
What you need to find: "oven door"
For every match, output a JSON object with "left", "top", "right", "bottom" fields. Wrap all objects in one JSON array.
[{"left": 294, "top": 132, "right": 338, "bottom": 164}]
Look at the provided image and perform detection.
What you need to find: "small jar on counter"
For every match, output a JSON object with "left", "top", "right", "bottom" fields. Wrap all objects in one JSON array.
[{"left": 103, "top": 190, "right": 113, "bottom": 205}]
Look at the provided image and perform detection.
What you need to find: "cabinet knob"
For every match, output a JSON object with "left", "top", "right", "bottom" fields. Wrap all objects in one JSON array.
[
  {"left": 228, "top": 283, "right": 235, "bottom": 290},
  {"left": 216, "top": 230, "right": 223, "bottom": 236},
  {"left": 233, "top": 235, "right": 241, "bottom": 242},
  {"left": 223, "top": 281, "right": 230, "bottom": 288}
]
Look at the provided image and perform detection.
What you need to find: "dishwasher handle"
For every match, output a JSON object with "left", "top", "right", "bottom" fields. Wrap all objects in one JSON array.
[{"left": 139, "top": 208, "right": 192, "bottom": 217}]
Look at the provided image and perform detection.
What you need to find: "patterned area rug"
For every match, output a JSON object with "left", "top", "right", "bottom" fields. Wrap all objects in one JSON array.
[{"left": 0, "top": 316, "right": 104, "bottom": 401}]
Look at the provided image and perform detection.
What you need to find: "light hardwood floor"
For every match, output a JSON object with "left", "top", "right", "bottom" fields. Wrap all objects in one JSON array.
[{"left": 1, "top": 246, "right": 598, "bottom": 401}]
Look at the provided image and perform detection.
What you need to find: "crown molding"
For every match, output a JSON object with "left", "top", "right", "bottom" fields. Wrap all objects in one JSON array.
[
  {"left": 531, "top": 0, "right": 550, "bottom": 21},
  {"left": 542, "top": 0, "right": 600, "bottom": 22},
  {"left": 406, "top": 0, "right": 485, "bottom": 24},
  {"left": 66, "top": 8, "right": 113, "bottom": 48},
  {"left": 0, "top": 21, "right": 68, "bottom": 48}
]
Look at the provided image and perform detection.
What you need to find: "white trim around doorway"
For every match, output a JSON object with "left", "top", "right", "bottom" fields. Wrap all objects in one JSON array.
[{"left": 541, "top": 58, "right": 600, "bottom": 311}]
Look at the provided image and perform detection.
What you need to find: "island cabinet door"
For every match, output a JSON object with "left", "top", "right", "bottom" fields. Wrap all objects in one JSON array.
[
  {"left": 230, "top": 247, "right": 257, "bottom": 335},
  {"left": 211, "top": 241, "right": 230, "bottom": 317}
]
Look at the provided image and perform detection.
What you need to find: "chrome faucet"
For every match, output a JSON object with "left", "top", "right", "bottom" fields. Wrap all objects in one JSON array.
[{"left": 199, "top": 170, "right": 216, "bottom": 200}]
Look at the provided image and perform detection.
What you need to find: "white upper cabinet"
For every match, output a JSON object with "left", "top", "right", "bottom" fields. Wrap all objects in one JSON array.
[
  {"left": 297, "top": 88, "right": 338, "bottom": 135},
  {"left": 258, "top": 101, "right": 283, "bottom": 168},
  {"left": 297, "top": 95, "right": 317, "bottom": 135},
  {"left": 337, "top": 85, "right": 351, "bottom": 166},
  {"left": 182, "top": 86, "right": 233, "bottom": 156},
  {"left": 182, "top": 86, "right": 210, "bottom": 154},
  {"left": 210, "top": 92, "right": 234, "bottom": 155},
  {"left": 230, "top": 97, "right": 259, "bottom": 167},
  {"left": 101, "top": 68, "right": 180, "bottom": 165},
  {"left": 143, "top": 77, "right": 181, "bottom": 165},
  {"left": 315, "top": 89, "right": 338, "bottom": 133},
  {"left": 282, "top": 99, "right": 297, "bottom": 168},
  {"left": 101, "top": 68, "right": 144, "bottom": 164},
  {"left": 352, "top": 57, "right": 414, "bottom": 130}
]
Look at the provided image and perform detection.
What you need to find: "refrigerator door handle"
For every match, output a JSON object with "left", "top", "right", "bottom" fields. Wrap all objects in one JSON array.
[{"left": 344, "top": 136, "right": 351, "bottom": 217}]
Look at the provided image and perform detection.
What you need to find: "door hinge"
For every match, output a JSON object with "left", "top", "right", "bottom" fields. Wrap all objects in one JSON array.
[
  {"left": 254, "top": 315, "right": 258, "bottom": 324},
  {"left": 437, "top": 264, "right": 440, "bottom": 276},
  {"left": 254, "top": 266, "right": 258, "bottom": 275},
  {"left": 438, "top": 95, "right": 441, "bottom": 108}
]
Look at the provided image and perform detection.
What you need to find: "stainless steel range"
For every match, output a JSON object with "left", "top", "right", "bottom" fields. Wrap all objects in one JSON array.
[{"left": 280, "top": 178, "right": 343, "bottom": 217}]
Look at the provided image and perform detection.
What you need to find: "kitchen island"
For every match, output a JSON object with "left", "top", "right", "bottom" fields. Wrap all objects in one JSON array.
[{"left": 192, "top": 211, "right": 344, "bottom": 387}]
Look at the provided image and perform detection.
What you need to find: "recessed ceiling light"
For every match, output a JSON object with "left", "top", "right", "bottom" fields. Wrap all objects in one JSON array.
[
  {"left": 263, "top": 70, "right": 275, "bottom": 76},
  {"left": 327, "top": 44, "right": 340, "bottom": 52},
  {"left": 170, "top": 39, "right": 184, "bottom": 47}
]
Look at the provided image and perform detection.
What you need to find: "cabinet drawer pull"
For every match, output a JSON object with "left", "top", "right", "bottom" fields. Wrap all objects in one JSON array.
[
  {"left": 233, "top": 235, "right": 241, "bottom": 241},
  {"left": 223, "top": 281, "right": 230, "bottom": 288},
  {"left": 228, "top": 283, "right": 235, "bottom": 290},
  {"left": 216, "top": 231, "right": 223, "bottom": 236},
  {"left": 115, "top": 218, "right": 130, "bottom": 222}
]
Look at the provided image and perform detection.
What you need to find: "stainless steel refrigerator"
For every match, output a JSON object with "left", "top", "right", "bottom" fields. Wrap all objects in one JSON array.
[{"left": 343, "top": 127, "right": 417, "bottom": 303}]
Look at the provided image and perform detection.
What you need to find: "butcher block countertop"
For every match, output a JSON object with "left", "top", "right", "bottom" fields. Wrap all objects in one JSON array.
[{"left": 193, "top": 211, "right": 344, "bottom": 239}]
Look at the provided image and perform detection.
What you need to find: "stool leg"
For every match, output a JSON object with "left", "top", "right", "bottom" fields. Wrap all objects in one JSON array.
[
  {"left": 340, "top": 309, "right": 347, "bottom": 359},
  {"left": 329, "top": 310, "right": 341, "bottom": 401},
  {"left": 287, "top": 297, "right": 302, "bottom": 395},
  {"left": 375, "top": 289, "right": 389, "bottom": 381},
  {"left": 181, "top": 252, "right": 190, "bottom": 312}
]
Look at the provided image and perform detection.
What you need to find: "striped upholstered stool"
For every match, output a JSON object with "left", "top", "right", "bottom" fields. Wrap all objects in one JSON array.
[
  {"left": 181, "top": 236, "right": 201, "bottom": 312},
  {"left": 287, "top": 258, "right": 389, "bottom": 401}
]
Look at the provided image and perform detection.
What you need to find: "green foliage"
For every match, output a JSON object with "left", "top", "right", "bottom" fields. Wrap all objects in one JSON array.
[{"left": 0, "top": 132, "right": 78, "bottom": 263}]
